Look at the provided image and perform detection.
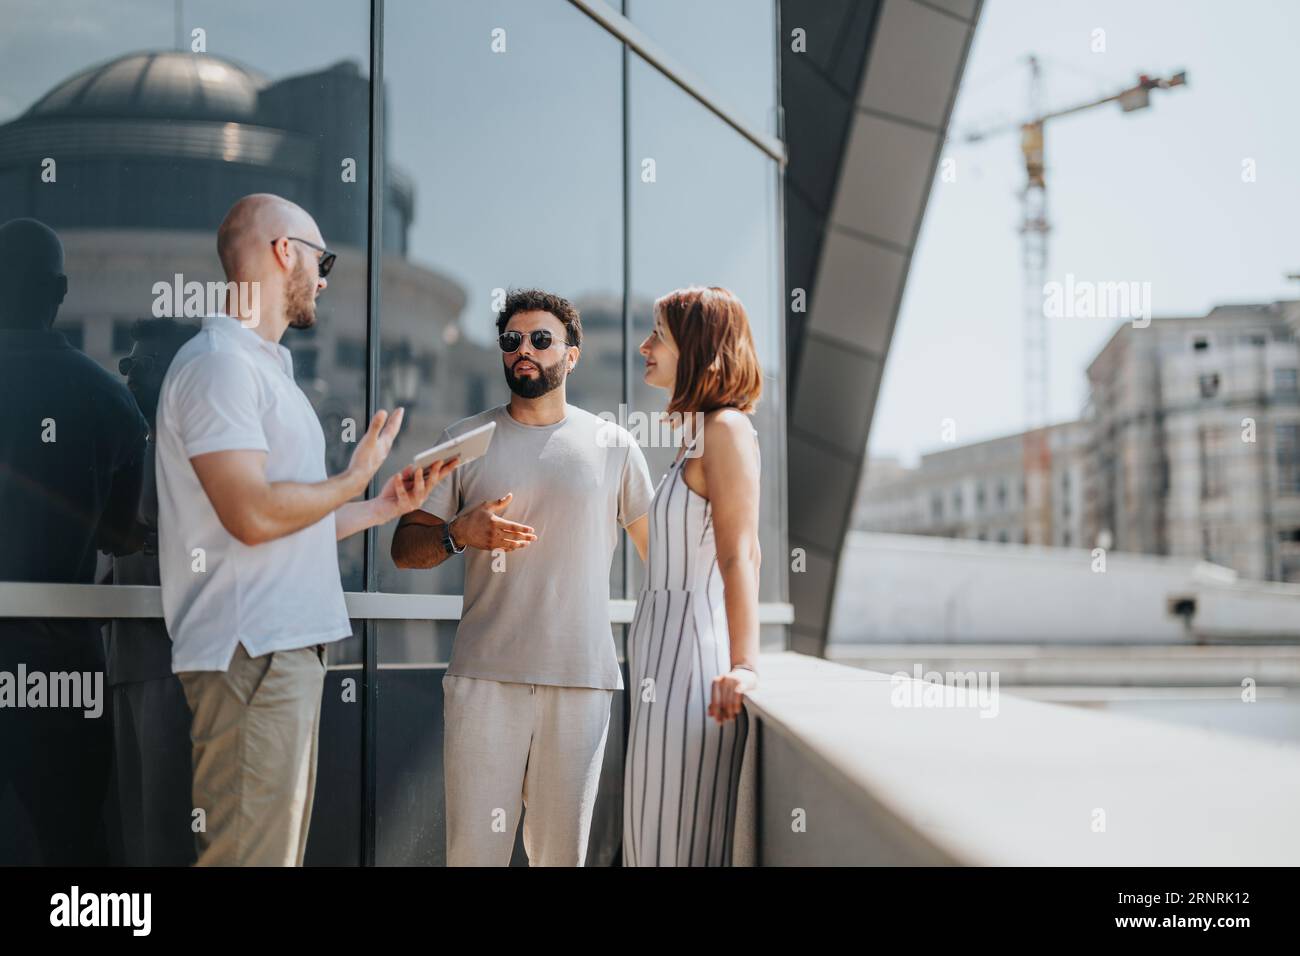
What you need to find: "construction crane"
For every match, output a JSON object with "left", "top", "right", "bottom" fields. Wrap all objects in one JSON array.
[
  {"left": 961, "top": 57, "right": 1186, "bottom": 545},
  {"left": 964, "top": 57, "right": 1187, "bottom": 431}
]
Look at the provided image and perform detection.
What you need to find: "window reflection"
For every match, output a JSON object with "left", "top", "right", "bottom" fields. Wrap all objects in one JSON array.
[
  {"left": 0, "top": 1, "right": 374, "bottom": 591},
  {"left": 377, "top": 0, "right": 626, "bottom": 618},
  {"left": 0, "top": 0, "right": 373, "bottom": 866},
  {"left": 627, "top": 0, "right": 779, "bottom": 138},
  {"left": 628, "top": 57, "right": 786, "bottom": 604}
]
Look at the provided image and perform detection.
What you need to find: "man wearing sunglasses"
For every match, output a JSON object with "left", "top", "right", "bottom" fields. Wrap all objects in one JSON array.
[
  {"left": 392, "top": 288, "right": 653, "bottom": 866},
  {"left": 154, "top": 194, "right": 456, "bottom": 866}
]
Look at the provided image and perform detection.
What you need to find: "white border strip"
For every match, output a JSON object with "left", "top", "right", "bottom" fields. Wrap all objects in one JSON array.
[
  {"left": 566, "top": 0, "right": 787, "bottom": 165},
  {"left": 0, "top": 582, "right": 794, "bottom": 625}
]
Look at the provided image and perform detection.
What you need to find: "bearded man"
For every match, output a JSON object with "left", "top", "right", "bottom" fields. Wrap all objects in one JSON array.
[{"left": 391, "top": 288, "right": 652, "bottom": 866}]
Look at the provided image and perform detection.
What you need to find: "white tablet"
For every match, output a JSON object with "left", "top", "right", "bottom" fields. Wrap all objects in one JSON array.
[{"left": 412, "top": 421, "right": 496, "bottom": 471}]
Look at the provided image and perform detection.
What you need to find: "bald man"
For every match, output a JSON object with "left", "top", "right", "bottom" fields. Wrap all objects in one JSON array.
[{"left": 154, "top": 195, "right": 457, "bottom": 866}]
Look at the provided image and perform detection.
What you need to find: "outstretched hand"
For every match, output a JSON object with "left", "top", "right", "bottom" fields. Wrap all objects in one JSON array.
[
  {"left": 450, "top": 492, "right": 537, "bottom": 552},
  {"left": 347, "top": 408, "right": 406, "bottom": 492}
]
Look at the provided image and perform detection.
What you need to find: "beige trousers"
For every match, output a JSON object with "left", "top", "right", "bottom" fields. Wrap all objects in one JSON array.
[
  {"left": 179, "top": 643, "right": 326, "bottom": 866},
  {"left": 443, "top": 674, "right": 613, "bottom": 867}
]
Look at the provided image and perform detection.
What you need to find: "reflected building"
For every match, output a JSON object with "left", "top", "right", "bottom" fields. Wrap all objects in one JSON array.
[
  {"left": 0, "top": 50, "right": 466, "bottom": 587},
  {"left": 1, "top": 52, "right": 380, "bottom": 242}
]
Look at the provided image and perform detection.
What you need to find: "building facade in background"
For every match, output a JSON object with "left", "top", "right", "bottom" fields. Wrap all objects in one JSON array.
[
  {"left": 856, "top": 421, "right": 1086, "bottom": 548},
  {"left": 858, "top": 301, "right": 1300, "bottom": 583},
  {"left": 1086, "top": 302, "right": 1300, "bottom": 582}
]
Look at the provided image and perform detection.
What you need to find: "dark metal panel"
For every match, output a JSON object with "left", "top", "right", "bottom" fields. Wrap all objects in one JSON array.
[
  {"left": 780, "top": 0, "right": 883, "bottom": 396},
  {"left": 787, "top": 431, "right": 860, "bottom": 555},
  {"left": 790, "top": 338, "right": 882, "bottom": 458},
  {"left": 783, "top": 0, "right": 984, "bottom": 656}
]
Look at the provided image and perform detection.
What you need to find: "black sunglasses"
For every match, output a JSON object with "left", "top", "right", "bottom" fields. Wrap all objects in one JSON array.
[
  {"left": 498, "top": 329, "right": 566, "bottom": 353},
  {"left": 275, "top": 236, "right": 336, "bottom": 277}
]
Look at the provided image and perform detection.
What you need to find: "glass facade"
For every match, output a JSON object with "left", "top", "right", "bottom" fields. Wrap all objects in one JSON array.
[
  {"left": 627, "top": 57, "right": 787, "bottom": 607},
  {"left": 0, "top": 0, "right": 785, "bottom": 866},
  {"left": 626, "top": 0, "right": 779, "bottom": 138}
]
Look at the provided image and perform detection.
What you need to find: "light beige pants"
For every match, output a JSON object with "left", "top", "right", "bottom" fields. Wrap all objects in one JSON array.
[
  {"left": 179, "top": 643, "right": 326, "bottom": 867},
  {"left": 443, "top": 674, "right": 613, "bottom": 867}
]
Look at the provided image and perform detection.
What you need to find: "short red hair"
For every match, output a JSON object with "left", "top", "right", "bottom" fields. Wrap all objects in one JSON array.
[{"left": 656, "top": 286, "right": 762, "bottom": 416}]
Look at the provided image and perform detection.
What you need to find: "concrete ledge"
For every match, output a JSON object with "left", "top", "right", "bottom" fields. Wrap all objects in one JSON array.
[{"left": 737, "top": 652, "right": 1300, "bottom": 865}]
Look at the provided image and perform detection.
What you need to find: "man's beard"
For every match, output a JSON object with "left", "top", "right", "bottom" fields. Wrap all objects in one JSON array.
[
  {"left": 504, "top": 355, "right": 565, "bottom": 398},
  {"left": 286, "top": 260, "right": 317, "bottom": 330}
]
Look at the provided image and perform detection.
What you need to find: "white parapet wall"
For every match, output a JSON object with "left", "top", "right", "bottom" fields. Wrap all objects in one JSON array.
[
  {"left": 829, "top": 532, "right": 1300, "bottom": 644},
  {"left": 736, "top": 652, "right": 1300, "bottom": 865}
]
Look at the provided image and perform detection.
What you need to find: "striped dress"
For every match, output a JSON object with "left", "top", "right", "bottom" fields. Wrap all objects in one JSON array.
[{"left": 623, "top": 427, "right": 756, "bottom": 867}]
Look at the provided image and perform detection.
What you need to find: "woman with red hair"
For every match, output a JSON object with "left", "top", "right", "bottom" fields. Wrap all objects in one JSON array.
[{"left": 624, "top": 286, "right": 763, "bottom": 867}]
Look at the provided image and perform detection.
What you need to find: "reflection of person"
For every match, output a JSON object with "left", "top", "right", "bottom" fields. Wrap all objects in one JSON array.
[
  {"left": 108, "top": 318, "right": 200, "bottom": 866},
  {"left": 625, "top": 286, "right": 762, "bottom": 867},
  {"left": 155, "top": 194, "right": 455, "bottom": 866},
  {"left": 0, "top": 218, "right": 147, "bottom": 865},
  {"left": 391, "top": 288, "right": 653, "bottom": 866}
]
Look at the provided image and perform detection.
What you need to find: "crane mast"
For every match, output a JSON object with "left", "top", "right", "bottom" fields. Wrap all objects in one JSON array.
[{"left": 963, "top": 59, "right": 1187, "bottom": 545}]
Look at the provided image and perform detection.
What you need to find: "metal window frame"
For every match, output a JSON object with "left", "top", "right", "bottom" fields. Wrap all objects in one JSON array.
[
  {"left": 0, "top": 582, "right": 794, "bottom": 624},
  {"left": 568, "top": 0, "right": 787, "bottom": 165},
  {"left": 360, "top": 0, "right": 385, "bottom": 867}
]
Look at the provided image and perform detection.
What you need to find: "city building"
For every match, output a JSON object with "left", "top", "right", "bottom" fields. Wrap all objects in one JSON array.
[
  {"left": 857, "top": 301, "right": 1300, "bottom": 583},
  {"left": 855, "top": 420, "right": 1087, "bottom": 547},
  {"left": 1085, "top": 302, "right": 1300, "bottom": 582}
]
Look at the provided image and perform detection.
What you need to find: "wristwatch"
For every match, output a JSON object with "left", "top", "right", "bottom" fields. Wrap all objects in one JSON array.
[{"left": 442, "top": 518, "right": 466, "bottom": 556}]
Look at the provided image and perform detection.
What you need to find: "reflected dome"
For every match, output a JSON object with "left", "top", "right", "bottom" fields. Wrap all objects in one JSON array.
[
  {"left": 0, "top": 49, "right": 415, "bottom": 252},
  {"left": 26, "top": 51, "right": 267, "bottom": 123}
]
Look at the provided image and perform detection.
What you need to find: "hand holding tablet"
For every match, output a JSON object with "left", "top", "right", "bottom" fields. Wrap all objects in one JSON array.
[{"left": 412, "top": 421, "right": 496, "bottom": 471}]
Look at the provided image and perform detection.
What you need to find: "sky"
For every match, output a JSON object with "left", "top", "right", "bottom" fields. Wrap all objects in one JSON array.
[{"left": 868, "top": 0, "right": 1300, "bottom": 466}]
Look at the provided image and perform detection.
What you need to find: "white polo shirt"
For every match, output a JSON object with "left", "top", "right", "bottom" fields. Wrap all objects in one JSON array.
[{"left": 155, "top": 313, "right": 351, "bottom": 673}]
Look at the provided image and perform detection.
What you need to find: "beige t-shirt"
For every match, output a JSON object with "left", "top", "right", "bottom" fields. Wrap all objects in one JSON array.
[{"left": 423, "top": 403, "right": 652, "bottom": 690}]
